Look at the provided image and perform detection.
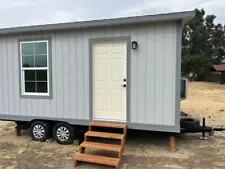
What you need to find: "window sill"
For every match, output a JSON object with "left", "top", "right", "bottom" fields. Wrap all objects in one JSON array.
[{"left": 20, "top": 94, "right": 52, "bottom": 99}]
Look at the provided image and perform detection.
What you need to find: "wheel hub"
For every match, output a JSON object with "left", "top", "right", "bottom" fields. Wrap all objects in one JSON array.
[
  {"left": 57, "top": 127, "right": 70, "bottom": 141},
  {"left": 33, "top": 125, "right": 45, "bottom": 139}
]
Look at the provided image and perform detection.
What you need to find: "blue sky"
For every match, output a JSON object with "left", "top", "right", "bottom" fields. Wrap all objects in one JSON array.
[{"left": 0, "top": 0, "right": 224, "bottom": 28}]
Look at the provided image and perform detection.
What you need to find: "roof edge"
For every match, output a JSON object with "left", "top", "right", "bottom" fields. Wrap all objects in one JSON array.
[
  {"left": 0, "top": 10, "right": 195, "bottom": 35},
  {"left": 213, "top": 64, "right": 225, "bottom": 72}
]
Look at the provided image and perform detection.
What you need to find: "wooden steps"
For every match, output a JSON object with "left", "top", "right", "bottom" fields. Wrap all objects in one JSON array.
[
  {"left": 89, "top": 121, "right": 127, "bottom": 129},
  {"left": 74, "top": 121, "right": 127, "bottom": 169},
  {"left": 85, "top": 131, "right": 124, "bottom": 140},
  {"left": 89, "top": 121, "right": 127, "bottom": 134},
  {"left": 80, "top": 141, "right": 122, "bottom": 152},
  {"left": 75, "top": 153, "right": 120, "bottom": 168}
]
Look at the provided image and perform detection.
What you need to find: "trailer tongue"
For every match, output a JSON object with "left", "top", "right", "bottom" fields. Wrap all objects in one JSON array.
[{"left": 181, "top": 117, "right": 225, "bottom": 139}]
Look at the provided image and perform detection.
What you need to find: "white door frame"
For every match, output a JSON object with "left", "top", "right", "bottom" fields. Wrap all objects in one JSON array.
[{"left": 89, "top": 37, "right": 131, "bottom": 122}]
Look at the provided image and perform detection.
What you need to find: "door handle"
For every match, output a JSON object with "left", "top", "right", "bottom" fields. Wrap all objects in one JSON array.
[{"left": 121, "top": 84, "right": 126, "bottom": 87}]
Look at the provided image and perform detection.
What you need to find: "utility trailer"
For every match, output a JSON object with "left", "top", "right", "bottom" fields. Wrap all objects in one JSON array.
[{"left": 0, "top": 11, "right": 195, "bottom": 144}]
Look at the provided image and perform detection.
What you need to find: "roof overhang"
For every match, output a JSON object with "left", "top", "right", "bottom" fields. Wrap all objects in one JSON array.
[
  {"left": 213, "top": 65, "right": 225, "bottom": 72},
  {"left": 0, "top": 10, "right": 195, "bottom": 35}
]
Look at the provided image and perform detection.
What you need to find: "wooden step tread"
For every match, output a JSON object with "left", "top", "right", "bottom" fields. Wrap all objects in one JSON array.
[
  {"left": 80, "top": 141, "right": 122, "bottom": 152},
  {"left": 90, "top": 121, "right": 127, "bottom": 129},
  {"left": 75, "top": 153, "right": 119, "bottom": 166},
  {"left": 85, "top": 131, "right": 124, "bottom": 140}
]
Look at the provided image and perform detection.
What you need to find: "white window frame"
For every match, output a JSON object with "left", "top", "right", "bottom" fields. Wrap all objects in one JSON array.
[{"left": 20, "top": 40, "right": 50, "bottom": 96}]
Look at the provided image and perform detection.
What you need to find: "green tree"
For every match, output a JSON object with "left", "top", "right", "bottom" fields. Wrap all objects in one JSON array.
[
  {"left": 181, "top": 9, "right": 225, "bottom": 79},
  {"left": 211, "top": 23, "right": 225, "bottom": 64},
  {"left": 182, "top": 55, "right": 212, "bottom": 80}
]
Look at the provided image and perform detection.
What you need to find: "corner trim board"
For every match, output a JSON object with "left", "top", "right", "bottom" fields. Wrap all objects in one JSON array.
[{"left": 175, "top": 20, "right": 182, "bottom": 127}]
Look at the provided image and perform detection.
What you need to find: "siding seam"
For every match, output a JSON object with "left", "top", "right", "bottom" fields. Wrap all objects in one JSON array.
[
  {"left": 68, "top": 32, "right": 71, "bottom": 118},
  {"left": 82, "top": 30, "right": 84, "bottom": 119},
  {"left": 172, "top": 24, "right": 175, "bottom": 125},
  {"left": 0, "top": 38, "right": 3, "bottom": 113},
  {"left": 144, "top": 24, "right": 147, "bottom": 123},
  {"left": 61, "top": 33, "right": 64, "bottom": 118},
  {"left": 153, "top": 23, "right": 156, "bottom": 124},
  {"left": 55, "top": 32, "right": 58, "bottom": 118},
  {"left": 48, "top": 32, "right": 51, "bottom": 118},
  {"left": 6, "top": 36, "right": 10, "bottom": 114},
  {"left": 163, "top": 22, "right": 165, "bottom": 125},
  {"left": 83, "top": 30, "right": 86, "bottom": 119},
  {"left": 17, "top": 36, "right": 21, "bottom": 115},
  {"left": 136, "top": 26, "right": 139, "bottom": 123},
  {"left": 81, "top": 31, "right": 84, "bottom": 119},
  {"left": 75, "top": 32, "right": 78, "bottom": 118},
  {"left": 10, "top": 36, "right": 15, "bottom": 114}
]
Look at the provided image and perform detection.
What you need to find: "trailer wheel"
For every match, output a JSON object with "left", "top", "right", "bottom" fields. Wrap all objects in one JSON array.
[
  {"left": 180, "top": 118, "right": 200, "bottom": 129},
  {"left": 30, "top": 121, "right": 51, "bottom": 142},
  {"left": 53, "top": 122, "right": 74, "bottom": 145}
]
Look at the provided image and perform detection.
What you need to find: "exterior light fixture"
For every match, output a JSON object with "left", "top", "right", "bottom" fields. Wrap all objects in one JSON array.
[{"left": 131, "top": 41, "right": 138, "bottom": 49}]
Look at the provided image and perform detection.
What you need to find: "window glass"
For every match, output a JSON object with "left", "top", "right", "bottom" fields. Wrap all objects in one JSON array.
[
  {"left": 37, "top": 82, "right": 48, "bottom": 93},
  {"left": 25, "top": 82, "right": 36, "bottom": 92},
  {"left": 35, "top": 42, "right": 47, "bottom": 55},
  {"left": 22, "top": 43, "right": 34, "bottom": 55},
  {"left": 25, "top": 70, "right": 35, "bottom": 81},
  {"left": 36, "top": 70, "right": 47, "bottom": 81},
  {"left": 35, "top": 55, "right": 47, "bottom": 67},
  {"left": 22, "top": 55, "right": 34, "bottom": 67}
]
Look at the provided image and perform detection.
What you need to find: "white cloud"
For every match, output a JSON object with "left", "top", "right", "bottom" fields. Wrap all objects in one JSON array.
[
  {"left": 23, "top": 11, "right": 78, "bottom": 26},
  {"left": 115, "top": 0, "right": 225, "bottom": 23},
  {"left": 116, "top": 0, "right": 210, "bottom": 17},
  {"left": 0, "top": 0, "right": 31, "bottom": 9},
  {"left": 0, "top": 0, "right": 224, "bottom": 28}
]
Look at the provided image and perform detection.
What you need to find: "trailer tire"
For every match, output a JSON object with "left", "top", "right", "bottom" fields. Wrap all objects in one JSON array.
[
  {"left": 180, "top": 118, "right": 200, "bottom": 129},
  {"left": 30, "top": 121, "right": 51, "bottom": 142},
  {"left": 53, "top": 122, "right": 74, "bottom": 145}
]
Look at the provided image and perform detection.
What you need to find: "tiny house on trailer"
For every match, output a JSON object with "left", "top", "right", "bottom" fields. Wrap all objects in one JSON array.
[{"left": 0, "top": 11, "right": 195, "bottom": 144}]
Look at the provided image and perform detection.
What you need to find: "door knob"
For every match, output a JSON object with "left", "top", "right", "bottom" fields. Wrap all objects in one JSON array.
[{"left": 121, "top": 84, "right": 126, "bottom": 87}]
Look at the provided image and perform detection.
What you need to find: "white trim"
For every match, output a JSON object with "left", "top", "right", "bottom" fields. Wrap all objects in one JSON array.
[
  {"left": 22, "top": 54, "right": 47, "bottom": 56},
  {"left": 20, "top": 40, "right": 50, "bottom": 96},
  {"left": 21, "top": 67, "right": 48, "bottom": 70},
  {"left": 20, "top": 40, "right": 48, "bottom": 44},
  {"left": 23, "top": 92, "right": 49, "bottom": 96},
  {"left": 92, "top": 41, "right": 127, "bottom": 121}
]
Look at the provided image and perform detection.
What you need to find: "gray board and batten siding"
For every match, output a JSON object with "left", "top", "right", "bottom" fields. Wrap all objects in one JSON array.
[{"left": 0, "top": 11, "right": 195, "bottom": 133}]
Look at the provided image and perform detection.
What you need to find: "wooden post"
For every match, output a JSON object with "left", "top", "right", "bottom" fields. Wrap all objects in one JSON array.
[
  {"left": 78, "top": 139, "right": 83, "bottom": 145},
  {"left": 74, "top": 159, "right": 79, "bottom": 167},
  {"left": 170, "top": 136, "right": 175, "bottom": 152},
  {"left": 16, "top": 128, "right": 21, "bottom": 136},
  {"left": 89, "top": 125, "right": 92, "bottom": 131},
  {"left": 79, "top": 147, "right": 86, "bottom": 154}
]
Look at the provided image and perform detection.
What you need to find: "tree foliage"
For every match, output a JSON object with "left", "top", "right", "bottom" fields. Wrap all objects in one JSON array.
[
  {"left": 182, "top": 9, "right": 225, "bottom": 78},
  {"left": 182, "top": 55, "right": 211, "bottom": 80}
]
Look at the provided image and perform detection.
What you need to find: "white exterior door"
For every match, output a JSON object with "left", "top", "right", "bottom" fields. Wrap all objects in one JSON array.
[{"left": 92, "top": 41, "right": 127, "bottom": 121}]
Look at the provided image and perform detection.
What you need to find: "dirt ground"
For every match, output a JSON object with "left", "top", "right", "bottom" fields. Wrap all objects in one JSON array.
[{"left": 0, "top": 82, "right": 225, "bottom": 169}]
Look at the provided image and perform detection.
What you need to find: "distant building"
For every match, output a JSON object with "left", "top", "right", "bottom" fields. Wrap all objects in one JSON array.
[{"left": 212, "top": 64, "right": 225, "bottom": 84}]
